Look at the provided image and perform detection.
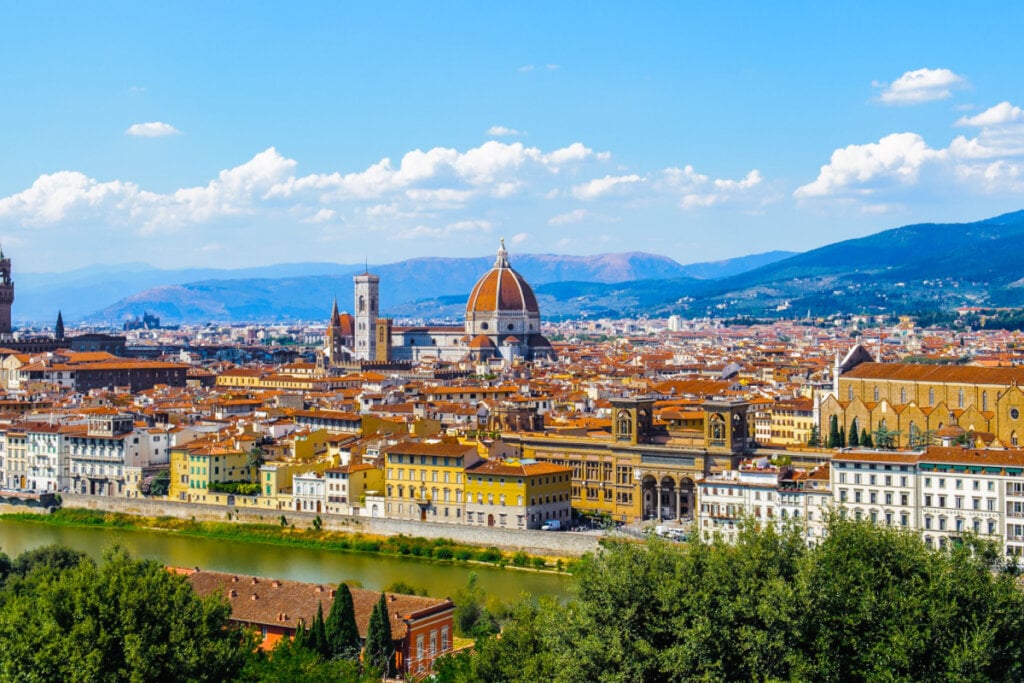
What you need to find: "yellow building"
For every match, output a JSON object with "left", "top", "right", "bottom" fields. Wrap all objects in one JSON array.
[
  {"left": 770, "top": 398, "right": 815, "bottom": 446},
  {"left": 384, "top": 440, "right": 480, "bottom": 523},
  {"left": 821, "top": 361, "right": 1024, "bottom": 449},
  {"left": 464, "top": 459, "right": 572, "bottom": 529},
  {"left": 168, "top": 442, "right": 252, "bottom": 503},
  {"left": 289, "top": 428, "right": 331, "bottom": 461},
  {"left": 324, "top": 463, "right": 385, "bottom": 516},
  {"left": 502, "top": 398, "right": 751, "bottom": 524}
]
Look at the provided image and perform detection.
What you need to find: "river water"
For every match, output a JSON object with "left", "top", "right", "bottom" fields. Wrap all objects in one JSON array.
[{"left": 0, "top": 519, "right": 571, "bottom": 602}]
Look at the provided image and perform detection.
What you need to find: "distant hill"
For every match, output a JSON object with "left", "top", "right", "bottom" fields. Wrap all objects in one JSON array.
[
  {"left": 81, "top": 252, "right": 697, "bottom": 324},
  {"left": 53, "top": 207, "right": 1024, "bottom": 325},
  {"left": 525, "top": 210, "right": 1024, "bottom": 319}
]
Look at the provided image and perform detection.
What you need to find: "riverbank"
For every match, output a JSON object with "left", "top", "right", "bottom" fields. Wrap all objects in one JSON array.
[
  {"left": 2, "top": 509, "right": 577, "bottom": 574},
  {"left": 58, "top": 492, "right": 601, "bottom": 557}
]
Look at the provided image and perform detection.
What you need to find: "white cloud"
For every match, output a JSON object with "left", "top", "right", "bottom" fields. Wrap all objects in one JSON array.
[
  {"left": 658, "top": 165, "right": 764, "bottom": 208},
  {"left": 548, "top": 209, "right": 590, "bottom": 225},
  {"left": 794, "top": 133, "right": 946, "bottom": 198},
  {"left": 302, "top": 208, "right": 336, "bottom": 224},
  {"left": 487, "top": 125, "right": 521, "bottom": 136},
  {"left": 517, "top": 65, "right": 535, "bottom": 73},
  {"left": 955, "top": 101, "right": 1024, "bottom": 127},
  {"left": 509, "top": 232, "right": 529, "bottom": 246},
  {"left": 125, "top": 121, "right": 182, "bottom": 137},
  {"left": 572, "top": 174, "right": 644, "bottom": 200},
  {"left": 874, "top": 68, "right": 967, "bottom": 105},
  {"left": 392, "top": 219, "right": 492, "bottom": 240}
]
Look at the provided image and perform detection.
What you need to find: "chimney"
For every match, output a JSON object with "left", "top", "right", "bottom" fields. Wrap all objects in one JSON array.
[
  {"left": 272, "top": 580, "right": 281, "bottom": 588},
  {"left": 251, "top": 593, "right": 259, "bottom": 600},
  {"left": 229, "top": 589, "right": 237, "bottom": 598},
  {"left": 329, "top": 589, "right": 336, "bottom": 597},
  {"left": 315, "top": 585, "right": 324, "bottom": 593},
  {"left": 251, "top": 577, "right": 259, "bottom": 585},
  {"left": 231, "top": 576, "right": 239, "bottom": 582}
]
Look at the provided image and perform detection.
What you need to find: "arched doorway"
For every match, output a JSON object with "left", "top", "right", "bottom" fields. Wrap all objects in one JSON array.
[
  {"left": 678, "top": 477, "right": 695, "bottom": 520},
  {"left": 641, "top": 475, "right": 658, "bottom": 520},
  {"left": 660, "top": 476, "right": 676, "bottom": 520}
]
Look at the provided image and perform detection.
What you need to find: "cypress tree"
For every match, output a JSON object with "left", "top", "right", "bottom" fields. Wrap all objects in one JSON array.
[
  {"left": 293, "top": 620, "right": 308, "bottom": 650},
  {"left": 365, "top": 593, "right": 394, "bottom": 676},
  {"left": 310, "top": 602, "right": 328, "bottom": 658},
  {"left": 828, "top": 415, "right": 839, "bottom": 448},
  {"left": 849, "top": 419, "right": 860, "bottom": 447},
  {"left": 326, "top": 583, "right": 361, "bottom": 660},
  {"left": 839, "top": 426, "right": 846, "bottom": 448},
  {"left": 861, "top": 428, "right": 873, "bottom": 448}
]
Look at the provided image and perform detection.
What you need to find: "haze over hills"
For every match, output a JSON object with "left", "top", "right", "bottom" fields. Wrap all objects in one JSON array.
[
  {"left": 526, "top": 210, "right": 1024, "bottom": 319},
  {"left": 17, "top": 250, "right": 788, "bottom": 325},
  {"left": 26, "top": 210, "right": 1024, "bottom": 325}
]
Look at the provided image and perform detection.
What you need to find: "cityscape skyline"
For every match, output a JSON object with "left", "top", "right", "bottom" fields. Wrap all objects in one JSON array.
[{"left": 2, "top": 3, "right": 1023, "bottom": 272}]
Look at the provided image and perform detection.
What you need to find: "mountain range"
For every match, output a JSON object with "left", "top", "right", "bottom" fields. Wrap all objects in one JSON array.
[
  {"left": 18, "top": 250, "right": 793, "bottom": 324},
  {"left": 15, "top": 209, "right": 1024, "bottom": 324}
]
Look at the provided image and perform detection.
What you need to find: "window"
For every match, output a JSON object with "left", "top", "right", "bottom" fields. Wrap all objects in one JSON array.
[
  {"left": 873, "top": 386, "right": 880, "bottom": 402},
  {"left": 958, "top": 389, "right": 964, "bottom": 408},
  {"left": 929, "top": 388, "right": 935, "bottom": 406}
]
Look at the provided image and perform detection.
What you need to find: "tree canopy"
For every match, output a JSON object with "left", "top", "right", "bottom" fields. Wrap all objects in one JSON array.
[
  {"left": 0, "top": 545, "right": 254, "bottom": 682},
  {"left": 436, "top": 518, "right": 1024, "bottom": 682}
]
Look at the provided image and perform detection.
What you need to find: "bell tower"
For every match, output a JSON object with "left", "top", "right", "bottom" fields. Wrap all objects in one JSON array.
[
  {"left": 0, "top": 247, "right": 14, "bottom": 337},
  {"left": 353, "top": 271, "right": 379, "bottom": 361}
]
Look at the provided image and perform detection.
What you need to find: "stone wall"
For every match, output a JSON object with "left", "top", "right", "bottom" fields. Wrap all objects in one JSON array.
[{"left": 61, "top": 494, "right": 601, "bottom": 557}]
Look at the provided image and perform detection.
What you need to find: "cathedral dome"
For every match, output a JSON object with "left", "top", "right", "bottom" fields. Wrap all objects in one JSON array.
[{"left": 466, "top": 239, "right": 539, "bottom": 316}]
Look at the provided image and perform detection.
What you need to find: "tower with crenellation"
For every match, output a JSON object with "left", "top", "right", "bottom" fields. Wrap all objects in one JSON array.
[{"left": 0, "top": 247, "right": 14, "bottom": 337}]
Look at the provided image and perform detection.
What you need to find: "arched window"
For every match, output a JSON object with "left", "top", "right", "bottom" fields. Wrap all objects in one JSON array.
[
  {"left": 982, "top": 391, "right": 988, "bottom": 411},
  {"left": 1013, "top": 431, "right": 1019, "bottom": 447},
  {"left": 928, "top": 388, "right": 935, "bottom": 406},
  {"left": 848, "top": 386, "right": 854, "bottom": 401},
  {"left": 900, "top": 388, "right": 907, "bottom": 404},
  {"left": 958, "top": 389, "right": 964, "bottom": 408},
  {"left": 873, "top": 386, "right": 879, "bottom": 402}
]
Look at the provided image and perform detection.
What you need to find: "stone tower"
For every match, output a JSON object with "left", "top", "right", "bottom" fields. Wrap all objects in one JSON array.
[
  {"left": 324, "top": 298, "right": 343, "bottom": 363},
  {"left": 0, "top": 248, "right": 14, "bottom": 337},
  {"left": 353, "top": 272, "right": 379, "bottom": 361},
  {"left": 55, "top": 310, "right": 65, "bottom": 341}
]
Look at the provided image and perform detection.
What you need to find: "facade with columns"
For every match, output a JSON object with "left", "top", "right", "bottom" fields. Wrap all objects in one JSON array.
[{"left": 501, "top": 397, "right": 753, "bottom": 524}]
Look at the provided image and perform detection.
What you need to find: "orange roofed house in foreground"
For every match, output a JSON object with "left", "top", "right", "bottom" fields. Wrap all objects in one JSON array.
[{"left": 182, "top": 568, "right": 455, "bottom": 677}]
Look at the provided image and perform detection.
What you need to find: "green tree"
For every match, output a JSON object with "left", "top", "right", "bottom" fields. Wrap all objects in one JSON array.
[
  {"left": 807, "top": 424, "right": 820, "bottom": 447},
  {"left": 827, "top": 415, "right": 840, "bottom": 448},
  {"left": 848, "top": 418, "right": 860, "bottom": 447},
  {"left": 839, "top": 425, "right": 846, "bottom": 448},
  {"left": 873, "top": 425, "right": 901, "bottom": 450},
  {"left": 325, "top": 583, "right": 361, "bottom": 661},
  {"left": 453, "top": 572, "right": 498, "bottom": 639},
  {"left": 364, "top": 592, "right": 394, "bottom": 676},
  {"left": 247, "top": 445, "right": 266, "bottom": 476},
  {"left": 861, "top": 427, "right": 873, "bottom": 447},
  {"left": 239, "top": 636, "right": 365, "bottom": 683},
  {"left": 0, "top": 546, "right": 254, "bottom": 682},
  {"left": 310, "top": 601, "right": 328, "bottom": 657}
]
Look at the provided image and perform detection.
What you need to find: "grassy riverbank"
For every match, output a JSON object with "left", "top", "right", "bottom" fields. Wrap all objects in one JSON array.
[{"left": 1, "top": 509, "right": 575, "bottom": 574}]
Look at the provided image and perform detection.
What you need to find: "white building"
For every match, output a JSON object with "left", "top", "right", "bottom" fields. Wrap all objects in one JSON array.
[{"left": 292, "top": 470, "right": 326, "bottom": 513}]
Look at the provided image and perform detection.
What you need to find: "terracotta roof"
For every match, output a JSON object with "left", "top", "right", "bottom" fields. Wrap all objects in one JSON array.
[
  {"left": 844, "top": 362, "right": 1024, "bottom": 387},
  {"left": 465, "top": 247, "right": 538, "bottom": 315},
  {"left": 184, "top": 569, "right": 452, "bottom": 640}
]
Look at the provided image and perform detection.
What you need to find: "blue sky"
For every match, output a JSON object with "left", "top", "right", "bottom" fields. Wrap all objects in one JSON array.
[{"left": 1, "top": 2, "right": 1023, "bottom": 272}]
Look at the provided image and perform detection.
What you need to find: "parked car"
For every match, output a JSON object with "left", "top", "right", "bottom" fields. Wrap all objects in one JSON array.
[{"left": 541, "top": 520, "right": 562, "bottom": 531}]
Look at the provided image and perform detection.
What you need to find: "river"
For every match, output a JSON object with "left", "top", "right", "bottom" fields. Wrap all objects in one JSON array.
[{"left": 0, "top": 518, "right": 571, "bottom": 602}]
